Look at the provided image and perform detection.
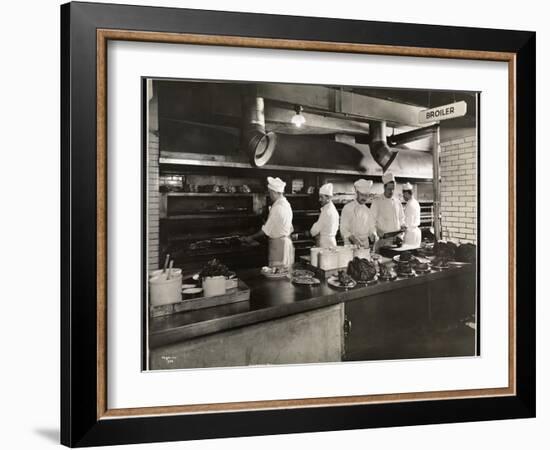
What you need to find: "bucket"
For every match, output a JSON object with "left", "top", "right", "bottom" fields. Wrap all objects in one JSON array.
[
  {"left": 319, "top": 249, "right": 339, "bottom": 270},
  {"left": 202, "top": 276, "right": 227, "bottom": 297},
  {"left": 149, "top": 274, "right": 182, "bottom": 306},
  {"left": 149, "top": 268, "right": 182, "bottom": 279},
  {"left": 310, "top": 247, "right": 321, "bottom": 267}
]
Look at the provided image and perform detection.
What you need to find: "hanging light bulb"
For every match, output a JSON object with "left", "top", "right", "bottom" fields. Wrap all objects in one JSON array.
[{"left": 291, "top": 105, "right": 306, "bottom": 128}]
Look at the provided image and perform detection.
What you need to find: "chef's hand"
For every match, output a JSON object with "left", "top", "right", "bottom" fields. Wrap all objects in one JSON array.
[
  {"left": 349, "top": 235, "right": 359, "bottom": 245},
  {"left": 400, "top": 225, "right": 407, "bottom": 232}
]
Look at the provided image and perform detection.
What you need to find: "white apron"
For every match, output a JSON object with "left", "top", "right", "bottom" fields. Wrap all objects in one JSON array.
[
  {"left": 317, "top": 235, "right": 337, "bottom": 249},
  {"left": 403, "top": 197, "right": 421, "bottom": 247},
  {"left": 268, "top": 236, "right": 295, "bottom": 267},
  {"left": 404, "top": 227, "right": 422, "bottom": 247}
]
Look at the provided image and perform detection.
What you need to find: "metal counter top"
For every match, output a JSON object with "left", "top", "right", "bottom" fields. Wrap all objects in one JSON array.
[{"left": 149, "top": 264, "right": 475, "bottom": 349}]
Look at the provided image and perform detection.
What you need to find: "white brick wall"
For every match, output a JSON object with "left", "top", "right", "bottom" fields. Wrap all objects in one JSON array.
[
  {"left": 148, "top": 132, "right": 160, "bottom": 273},
  {"left": 440, "top": 134, "right": 477, "bottom": 244},
  {"left": 147, "top": 83, "right": 160, "bottom": 274}
]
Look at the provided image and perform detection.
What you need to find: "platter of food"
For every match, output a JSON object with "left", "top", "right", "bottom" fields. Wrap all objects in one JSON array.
[
  {"left": 393, "top": 252, "right": 431, "bottom": 273},
  {"left": 292, "top": 276, "right": 321, "bottom": 286},
  {"left": 414, "top": 265, "right": 432, "bottom": 274},
  {"left": 327, "top": 271, "right": 357, "bottom": 289},
  {"left": 379, "top": 264, "right": 398, "bottom": 281},
  {"left": 431, "top": 256, "right": 450, "bottom": 269},
  {"left": 396, "top": 260, "right": 416, "bottom": 277},
  {"left": 347, "top": 257, "right": 378, "bottom": 284},
  {"left": 292, "top": 269, "right": 315, "bottom": 278},
  {"left": 397, "top": 269, "right": 416, "bottom": 277},
  {"left": 261, "top": 266, "right": 290, "bottom": 279},
  {"left": 356, "top": 275, "right": 379, "bottom": 285}
]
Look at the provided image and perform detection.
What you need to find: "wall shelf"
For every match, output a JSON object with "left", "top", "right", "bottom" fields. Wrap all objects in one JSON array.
[{"left": 164, "top": 192, "right": 253, "bottom": 197}]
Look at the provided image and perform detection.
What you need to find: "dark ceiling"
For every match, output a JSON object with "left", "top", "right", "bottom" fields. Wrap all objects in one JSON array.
[{"left": 341, "top": 86, "right": 478, "bottom": 120}]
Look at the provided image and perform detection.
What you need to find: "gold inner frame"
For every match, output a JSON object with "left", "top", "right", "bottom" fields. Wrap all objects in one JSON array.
[{"left": 96, "top": 29, "right": 517, "bottom": 420}]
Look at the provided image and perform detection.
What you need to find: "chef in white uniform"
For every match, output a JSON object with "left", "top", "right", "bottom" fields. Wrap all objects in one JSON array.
[
  {"left": 371, "top": 172, "right": 406, "bottom": 250},
  {"left": 247, "top": 177, "right": 295, "bottom": 267},
  {"left": 402, "top": 182, "right": 422, "bottom": 247},
  {"left": 340, "top": 179, "right": 377, "bottom": 247},
  {"left": 310, "top": 183, "right": 339, "bottom": 248}
]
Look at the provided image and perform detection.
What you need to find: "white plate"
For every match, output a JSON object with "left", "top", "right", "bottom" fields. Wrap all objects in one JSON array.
[
  {"left": 327, "top": 276, "right": 356, "bottom": 289},
  {"left": 261, "top": 266, "right": 289, "bottom": 279},
  {"left": 355, "top": 275, "right": 379, "bottom": 285},
  {"left": 448, "top": 261, "right": 471, "bottom": 268},
  {"left": 182, "top": 287, "right": 203, "bottom": 295},
  {"left": 262, "top": 271, "right": 289, "bottom": 279}
]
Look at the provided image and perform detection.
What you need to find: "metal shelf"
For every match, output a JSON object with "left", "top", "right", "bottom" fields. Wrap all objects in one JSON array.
[
  {"left": 164, "top": 213, "right": 259, "bottom": 220},
  {"left": 164, "top": 192, "right": 253, "bottom": 197}
]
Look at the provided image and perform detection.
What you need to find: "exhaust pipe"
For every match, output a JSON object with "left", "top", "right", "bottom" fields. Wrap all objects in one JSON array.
[
  {"left": 369, "top": 121, "right": 398, "bottom": 173},
  {"left": 241, "top": 95, "right": 277, "bottom": 167}
]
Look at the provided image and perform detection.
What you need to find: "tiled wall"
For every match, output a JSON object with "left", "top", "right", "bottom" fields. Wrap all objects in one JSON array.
[
  {"left": 148, "top": 131, "right": 160, "bottom": 272},
  {"left": 439, "top": 133, "right": 477, "bottom": 244},
  {"left": 148, "top": 87, "right": 160, "bottom": 273}
]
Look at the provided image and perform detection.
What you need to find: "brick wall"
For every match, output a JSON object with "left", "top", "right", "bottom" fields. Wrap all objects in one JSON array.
[
  {"left": 148, "top": 89, "right": 160, "bottom": 273},
  {"left": 439, "top": 133, "right": 477, "bottom": 244}
]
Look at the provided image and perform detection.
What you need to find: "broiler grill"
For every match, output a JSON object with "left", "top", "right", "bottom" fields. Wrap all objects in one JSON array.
[{"left": 160, "top": 192, "right": 267, "bottom": 273}]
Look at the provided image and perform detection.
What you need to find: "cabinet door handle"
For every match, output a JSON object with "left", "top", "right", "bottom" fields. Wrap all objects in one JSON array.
[{"left": 343, "top": 316, "right": 352, "bottom": 336}]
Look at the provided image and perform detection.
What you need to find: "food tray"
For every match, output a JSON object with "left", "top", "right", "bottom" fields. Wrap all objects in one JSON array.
[{"left": 150, "top": 279, "right": 250, "bottom": 318}]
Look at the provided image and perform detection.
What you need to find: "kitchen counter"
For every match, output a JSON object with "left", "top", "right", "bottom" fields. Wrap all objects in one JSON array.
[{"left": 149, "top": 264, "right": 476, "bottom": 350}]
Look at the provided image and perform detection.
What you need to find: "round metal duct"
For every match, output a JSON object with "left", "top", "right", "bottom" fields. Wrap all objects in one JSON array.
[
  {"left": 241, "top": 95, "right": 277, "bottom": 167},
  {"left": 369, "top": 121, "right": 398, "bottom": 173}
]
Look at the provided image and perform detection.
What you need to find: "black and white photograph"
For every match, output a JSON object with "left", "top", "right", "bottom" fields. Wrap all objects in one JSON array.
[{"left": 144, "top": 79, "right": 479, "bottom": 370}]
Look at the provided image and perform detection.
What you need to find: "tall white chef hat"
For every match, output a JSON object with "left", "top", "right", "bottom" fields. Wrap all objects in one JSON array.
[
  {"left": 319, "top": 183, "right": 333, "bottom": 196},
  {"left": 402, "top": 182, "right": 413, "bottom": 192},
  {"left": 267, "top": 176, "right": 286, "bottom": 193},
  {"left": 382, "top": 171, "right": 396, "bottom": 185},
  {"left": 354, "top": 179, "right": 373, "bottom": 194}
]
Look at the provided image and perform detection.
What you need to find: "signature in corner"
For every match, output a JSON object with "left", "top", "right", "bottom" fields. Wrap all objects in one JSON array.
[{"left": 161, "top": 355, "right": 177, "bottom": 364}]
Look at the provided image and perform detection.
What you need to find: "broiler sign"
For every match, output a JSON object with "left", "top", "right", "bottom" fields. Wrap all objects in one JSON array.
[{"left": 419, "top": 100, "right": 467, "bottom": 124}]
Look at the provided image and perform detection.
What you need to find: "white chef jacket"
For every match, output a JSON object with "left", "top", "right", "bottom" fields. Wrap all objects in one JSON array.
[
  {"left": 310, "top": 201, "right": 339, "bottom": 248},
  {"left": 404, "top": 198, "right": 421, "bottom": 229},
  {"left": 404, "top": 197, "right": 422, "bottom": 246},
  {"left": 340, "top": 200, "right": 376, "bottom": 245},
  {"left": 262, "top": 196, "right": 295, "bottom": 266},
  {"left": 262, "top": 196, "right": 294, "bottom": 238},
  {"left": 370, "top": 195, "right": 405, "bottom": 236}
]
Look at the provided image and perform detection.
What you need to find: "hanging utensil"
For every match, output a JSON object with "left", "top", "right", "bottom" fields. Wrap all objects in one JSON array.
[{"left": 162, "top": 254, "right": 170, "bottom": 273}]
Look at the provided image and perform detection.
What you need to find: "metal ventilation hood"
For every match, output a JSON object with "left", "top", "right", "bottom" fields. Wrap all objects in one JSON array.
[{"left": 240, "top": 92, "right": 434, "bottom": 178}]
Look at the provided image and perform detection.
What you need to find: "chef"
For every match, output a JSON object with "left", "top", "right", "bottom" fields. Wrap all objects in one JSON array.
[
  {"left": 310, "top": 183, "right": 339, "bottom": 248},
  {"left": 340, "top": 179, "right": 377, "bottom": 247},
  {"left": 246, "top": 177, "right": 295, "bottom": 267},
  {"left": 371, "top": 172, "right": 405, "bottom": 250},
  {"left": 402, "top": 182, "right": 422, "bottom": 247}
]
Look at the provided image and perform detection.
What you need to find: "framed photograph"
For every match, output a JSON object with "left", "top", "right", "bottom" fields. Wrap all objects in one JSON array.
[{"left": 61, "top": 1, "right": 535, "bottom": 447}]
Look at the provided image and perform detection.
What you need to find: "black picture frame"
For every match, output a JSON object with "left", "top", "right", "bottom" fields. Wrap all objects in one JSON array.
[{"left": 61, "top": 1, "right": 535, "bottom": 447}]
